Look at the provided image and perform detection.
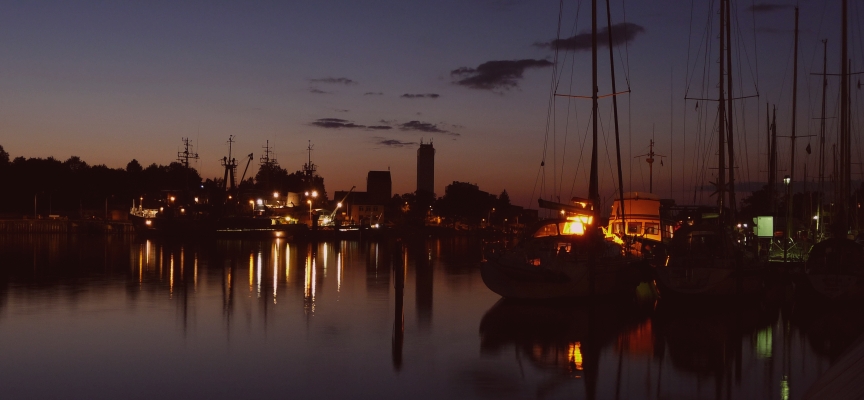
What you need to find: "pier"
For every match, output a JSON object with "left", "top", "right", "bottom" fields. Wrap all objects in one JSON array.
[{"left": 0, "top": 219, "right": 135, "bottom": 234}]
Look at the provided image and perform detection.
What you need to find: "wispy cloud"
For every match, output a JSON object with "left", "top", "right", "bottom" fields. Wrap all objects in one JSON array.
[
  {"left": 311, "top": 118, "right": 393, "bottom": 130},
  {"left": 364, "top": 92, "right": 384, "bottom": 96},
  {"left": 400, "top": 121, "right": 459, "bottom": 136},
  {"left": 535, "top": 22, "right": 646, "bottom": 51},
  {"left": 311, "top": 118, "right": 364, "bottom": 128},
  {"left": 310, "top": 77, "right": 358, "bottom": 85},
  {"left": 376, "top": 139, "right": 417, "bottom": 147},
  {"left": 401, "top": 93, "right": 440, "bottom": 99},
  {"left": 309, "top": 88, "right": 331, "bottom": 94},
  {"left": 748, "top": 3, "right": 791, "bottom": 13},
  {"left": 451, "top": 59, "right": 552, "bottom": 90}
]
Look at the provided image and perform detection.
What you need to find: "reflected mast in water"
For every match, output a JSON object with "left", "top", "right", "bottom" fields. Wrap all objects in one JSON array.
[{"left": 392, "top": 241, "right": 405, "bottom": 371}]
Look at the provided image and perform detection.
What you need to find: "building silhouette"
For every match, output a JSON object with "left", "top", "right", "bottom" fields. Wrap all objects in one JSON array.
[
  {"left": 417, "top": 140, "right": 435, "bottom": 195},
  {"left": 367, "top": 171, "right": 392, "bottom": 204}
]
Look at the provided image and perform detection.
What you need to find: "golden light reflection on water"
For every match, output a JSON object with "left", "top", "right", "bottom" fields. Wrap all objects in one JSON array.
[
  {"left": 337, "top": 248, "right": 343, "bottom": 292},
  {"left": 568, "top": 342, "right": 583, "bottom": 371},
  {"left": 256, "top": 251, "right": 262, "bottom": 298},
  {"left": 248, "top": 254, "right": 254, "bottom": 293},
  {"left": 304, "top": 244, "right": 316, "bottom": 314},
  {"left": 272, "top": 240, "right": 279, "bottom": 303},
  {"left": 169, "top": 254, "right": 174, "bottom": 297},
  {"left": 193, "top": 253, "right": 198, "bottom": 292},
  {"left": 0, "top": 236, "right": 844, "bottom": 399}
]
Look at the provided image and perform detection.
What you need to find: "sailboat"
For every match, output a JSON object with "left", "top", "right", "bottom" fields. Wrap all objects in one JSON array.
[
  {"left": 481, "top": 0, "right": 638, "bottom": 299},
  {"left": 654, "top": 0, "right": 766, "bottom": 297},
  {"left": 800, "top": 0, "right": 864, "bottom": 301}
]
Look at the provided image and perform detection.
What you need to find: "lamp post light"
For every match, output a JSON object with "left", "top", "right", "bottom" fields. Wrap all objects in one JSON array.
[
  {"left": 784, "top": 175, "right": 791, "bottom": 262},
  {"left": 307, "top": 199, "right": 313, "bottom": 226}
]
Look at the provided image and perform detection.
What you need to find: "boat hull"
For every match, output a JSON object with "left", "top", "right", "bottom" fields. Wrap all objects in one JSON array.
[{"left": 481, "top": 255, "right": 636, "bottom": 299}]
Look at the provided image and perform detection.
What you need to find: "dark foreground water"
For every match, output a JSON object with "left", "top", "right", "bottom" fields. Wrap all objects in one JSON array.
[{"left": 0, "top": 234, "right": 860, "bottom": 400}]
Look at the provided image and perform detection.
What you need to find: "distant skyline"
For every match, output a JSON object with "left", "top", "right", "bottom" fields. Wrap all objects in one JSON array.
[{"left": 2, "top": 1, "right": 862, "bottom": 208}]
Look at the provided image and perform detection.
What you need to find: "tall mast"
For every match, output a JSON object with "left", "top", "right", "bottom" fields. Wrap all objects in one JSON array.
[
  {"left": 725, "top": 0, "right": 737, "bottom": 219},
  {"left": 818, "top": 39, "right": 828, "bottom": 237},
  {"left": 606, "top": 0, "right": 626, "bottom": 225},
  {"left": 786, "top": 7, "right": 799, "bottom": 261},
  {"left": 839, "top": 0, "right": 849, "bottom": 234},
  {"left": 589, "top": 0, "right": 600, "bottom": 215},
  {"left": 717, "top": 0, "right": 727, "bottom": 215},
  {"left": 770, "top": 106, "right": 777, "bottom": 214}
]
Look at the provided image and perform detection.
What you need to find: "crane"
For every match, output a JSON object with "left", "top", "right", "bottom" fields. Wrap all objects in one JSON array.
[
  {"left": 239, "top": 153, "right": 254, "bottom": 184},
  {"left": 327, "top": 186, "right": 355, "bottom": 225}
]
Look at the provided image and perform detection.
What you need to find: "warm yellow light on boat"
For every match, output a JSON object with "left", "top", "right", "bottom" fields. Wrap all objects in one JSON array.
[
  {"left": 562, "top": 220, "right": 585, "bottom": 235},
  {"left": 145, "top": 220, "right": 152, "bottom": 226},
  {"left": 568, "top": 342, "right": 583, "bottom": 370}
]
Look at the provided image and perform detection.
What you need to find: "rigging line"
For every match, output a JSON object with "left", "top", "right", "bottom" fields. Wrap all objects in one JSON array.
[
  {"left": 530, "top": 163, "right": 545, "bottom": 213},
  {"left": 539, "top": 0, "right": 566, "bottom": 203},
  {"left": 553, "top": 0, "right": 584, "bottom": 199},
  {"left": 730, "top": 0, "right": 759, "bottom": 95},
  {"left": 600, "top": 106, "right": 617, "bottom": 197},
  {"left": 685, "top": 0, "right": 696, "bottom": 96},
  {"left": 731, "top": 17, "right": 754, "bottom": 187},
  {"left": 620, "top": 0, "right": 632, "bottom": 87},
  {"left": 750, "top": 0, "right": 759, "bottom": 97},
  {"left": 559, "top": 61, "right": 578, "bottom": 199},
  {"left": 684, "top": 0, "right": 715, "bottom": 98},
  {"left": 569, "top": 109, "right": 593, "bottom": 199}
]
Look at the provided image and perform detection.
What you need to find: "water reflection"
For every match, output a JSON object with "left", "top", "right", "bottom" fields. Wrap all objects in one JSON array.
[
  {"left": 479, "top": 297, "right": 651, "bottom": 399},
  {"left": 0, "top": 235, "right": 862, "bottom": 399}
]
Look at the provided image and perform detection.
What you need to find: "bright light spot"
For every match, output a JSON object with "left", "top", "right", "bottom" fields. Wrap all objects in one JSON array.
[
  {"left": 337, "top": 202, "right": 342, "bottom": 208},
  {"left": 273, "top": 192, "right": 279, "bottom": 198},
  {"left": 170, "top": 196, "right": 175, "bottom": 202},
  {"left": 194, "top": 197, "right": 199, "bottom": 203},
  {"left": 145, "top": 220, "right": 152, "bottom": 226},
  {"left": 562, "top": 220, "right": 585, "bottom": 235},
  {"left": 256, "top": 199, "right": 263, "bottom": 205},
  {"left": 568, "top": 342, "right": 583, "bottom": 370},
  {"left": 312, "top": 191, "right": 318, "bottom": 198}
]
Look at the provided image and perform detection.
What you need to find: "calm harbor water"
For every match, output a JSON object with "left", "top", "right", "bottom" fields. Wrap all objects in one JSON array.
[{"left": 0, "top": 234, "right": 859, "bottom": 399}]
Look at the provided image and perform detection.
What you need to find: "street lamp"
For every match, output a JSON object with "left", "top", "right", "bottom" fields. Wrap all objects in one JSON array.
[
  {"left": 784, "top": 175, "right": 791, "bottom": 262},
  {"left": 307, "top": 199, "right": 313, "bottom": 225}
]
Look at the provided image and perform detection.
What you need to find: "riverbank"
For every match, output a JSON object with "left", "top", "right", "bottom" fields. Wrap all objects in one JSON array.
[{"left": 0, "top": 219, "right": 135, "bottom": 234}]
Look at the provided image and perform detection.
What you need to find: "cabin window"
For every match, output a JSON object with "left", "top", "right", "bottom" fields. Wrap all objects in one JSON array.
[
  {"left": 614, "top": 222, "right": 623, "bottom": 234},
  {"left": 533, "top": 223, "right": 559, "bottom": 238},
  {"left": 627, "top": 222, "right": 642, "bottom": 234},
  {"left": 644, "top": 223, "right": 660, "bottom": 235}
]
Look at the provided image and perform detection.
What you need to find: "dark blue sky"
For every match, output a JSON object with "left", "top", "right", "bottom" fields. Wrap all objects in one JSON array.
[{"left": 1, "top": 0, "right": 860, "bottom": 206}]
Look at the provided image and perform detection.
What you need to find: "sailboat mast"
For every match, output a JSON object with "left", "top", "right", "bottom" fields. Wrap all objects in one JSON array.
[
  {"left": 787, "top": 6, "right": 798, "bottom": 247},
  {"left": 818, "top": 39, "right": 828, "bottom": 236},
  {"left": 606, "top": 0, "right": 626, "bottom": 224},
  {"left": 589, "top": 0, "right": 600, "bottom": 214},
  {"left": 840, "top": 0, "right": 849, "bottom": 234},
  {"left": 770, "top": 105, "right": 777, "bottom": 215},
  {"left": 717, "top": 0, "right": 727, "bottom": 215},
  {"left": 725, "top": 0, "right": 736, "bottom": 219}
]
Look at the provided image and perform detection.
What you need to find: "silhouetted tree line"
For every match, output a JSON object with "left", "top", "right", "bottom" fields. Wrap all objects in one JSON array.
[
  {"left": 252, "top": 162, "right": 328, "bottom": 201},
  {"left": 383, "top": 181, "right": 521, "bottom": 229},
  {"left": 0, "top": 145, "right": 202, "bottom": 218}
]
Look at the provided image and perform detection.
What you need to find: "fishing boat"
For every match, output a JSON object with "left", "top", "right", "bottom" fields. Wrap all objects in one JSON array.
[
  {"left": 655, "top": 221, "right": 763, "bottom": 296},
  {"left": 604, "top": 191, "right": 673, "bottom": 262},
  {"left": 795, "top": 0, "right": 864, "bottom": 301},
  {"left": 481, "top": 204, "right": 637, "bottom": 299},
  {"left": 481, "top": 0, "right": 638, "bottom": 299}
]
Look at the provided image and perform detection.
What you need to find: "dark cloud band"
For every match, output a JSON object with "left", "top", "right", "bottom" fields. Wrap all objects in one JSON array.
[
  {"left": 451, "top": 59, "right": 552, "bottom": 90},
  {"left": 536, "top": 22, "right": 645, "bottom": 51}
]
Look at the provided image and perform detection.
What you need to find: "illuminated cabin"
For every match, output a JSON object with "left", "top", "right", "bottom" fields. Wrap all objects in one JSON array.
[{"left": 605, "top": 192, "right": 673, "bottom": 243}]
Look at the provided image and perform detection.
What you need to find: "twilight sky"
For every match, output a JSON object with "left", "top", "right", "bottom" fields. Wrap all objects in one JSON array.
[{"left": 1, "top": 0, "right": 861, "bottom": 208}]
